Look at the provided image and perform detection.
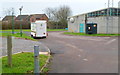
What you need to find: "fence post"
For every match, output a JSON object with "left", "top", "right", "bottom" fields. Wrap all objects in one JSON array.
[
  {"left": 34, "top": 45, "right": 40, "bottom": 74},
  {"left": 7, "top": 35, "right": 12, "bottom": 67}
]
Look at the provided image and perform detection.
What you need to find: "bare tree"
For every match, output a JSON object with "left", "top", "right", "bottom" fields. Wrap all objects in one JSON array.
[
  {"left": 3, "top": 8, "right": 15, "bottom": 16},
  {"left": 44, "top": 5, "right": 72, "bottom": 29},
  {"left": 44, "top": 7, "right": 58, "bottom": 21},
  {"left": 57, "top": 5, "right": 72, "bottom": 27}
]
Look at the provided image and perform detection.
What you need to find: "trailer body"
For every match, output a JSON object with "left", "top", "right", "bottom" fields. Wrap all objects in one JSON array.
[{"left": 31, "top": 20, "right": 47, "bottom": 38}]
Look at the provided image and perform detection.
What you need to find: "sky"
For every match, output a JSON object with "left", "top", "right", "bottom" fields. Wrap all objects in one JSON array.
[{"left": 0, "top": 0, "right": 120, "bottom": 20}]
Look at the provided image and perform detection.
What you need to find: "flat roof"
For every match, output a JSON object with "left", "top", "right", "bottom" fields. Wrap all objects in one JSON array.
[{"left": 68, "top": 7, "right": 119, "bottom": 18}]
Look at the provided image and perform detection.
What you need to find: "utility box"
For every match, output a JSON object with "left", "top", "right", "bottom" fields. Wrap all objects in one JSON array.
[{"left": 86, "top": 23, "right": 97, "bottom": 34}]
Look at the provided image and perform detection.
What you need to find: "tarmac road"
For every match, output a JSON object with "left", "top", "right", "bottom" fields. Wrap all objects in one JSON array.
[{"left": 38, "top": 31, "right": 118, "bottom": 73}]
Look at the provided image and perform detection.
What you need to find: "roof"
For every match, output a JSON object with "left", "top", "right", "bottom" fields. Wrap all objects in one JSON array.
[
  {"left": 2, "top": 16, "right": 16, "bottom": 21},
  {"left": 15, "top": 15, "right": 29, "bottom": 20},
  {"left": 68, "top": 7, "right": 119, "bottom": 18},
  {"left": 30, "top": 14, "right": 48, "bottom": 19}
]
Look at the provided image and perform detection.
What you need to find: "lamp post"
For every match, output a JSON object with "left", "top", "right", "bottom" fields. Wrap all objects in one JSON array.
[
  {"left": 19, "top": 6, "right": 23, "bottom": 37},
  {"left": 12, "top": 8, "right": 14, "bottom": 34}
]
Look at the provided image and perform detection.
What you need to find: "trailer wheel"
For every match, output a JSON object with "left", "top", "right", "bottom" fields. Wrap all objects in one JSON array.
[
  {"left": 31, "top": 35, "right": 33, "bottom": 37},
  {"left": 31, "top": 35, "right": 36, "bottom": 39}
]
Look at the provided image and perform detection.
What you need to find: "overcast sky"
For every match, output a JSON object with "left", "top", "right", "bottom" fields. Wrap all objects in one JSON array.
[{"left": 0, "top": 0, "right": 120, "bottom": 19}]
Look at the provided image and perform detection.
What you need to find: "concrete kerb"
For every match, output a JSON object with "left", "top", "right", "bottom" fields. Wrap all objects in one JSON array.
[
  {"left": 40, "top": 45, "right": 51, "bottom": 73},
  {"left": 1, "top": 47, "right": 51, "bottom": 73},
  {"left": 1, "top": 36, "right": 51, "bottom": 73}
]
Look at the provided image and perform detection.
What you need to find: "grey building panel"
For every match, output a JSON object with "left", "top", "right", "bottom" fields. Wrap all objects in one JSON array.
[
  {"left": 118, "top": 1, "right": 120, "bottom": 34},
  {"left": 68, "top": 14, "right": 86, "bottom": 33},
  {"left": 118, "top": 16, "right": 120, "bottom": 34},
  {"left": 87, "top": 16, "right": 119, "bottom": 34},
  {"left": 68, "top": 8, "right": 119, "bottom": 34},
  {"left": 87, "top": 17, "right": 106, "bottom": 33}
]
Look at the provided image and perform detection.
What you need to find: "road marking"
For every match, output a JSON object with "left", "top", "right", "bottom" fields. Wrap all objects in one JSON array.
[
  {"left": 79, "top": 49, "right": 83, "bottom": 52},
  {"left": 78, "top": 55, "right": 81, "bottom": 57},
  {"left": 57, "top": 40, "right": 84, "bottom": 52},
  {"left": 66, "top": 43, "right": 78, "bottom": 49},
  {"left": 57, "top": 40, "right": 78, "bottom": 49},
  {"left": 83, "top": 59, "right": 88, "bottom": 61},
  {"left": 105, "top": 39, "right": 116, "bottom": 45}
]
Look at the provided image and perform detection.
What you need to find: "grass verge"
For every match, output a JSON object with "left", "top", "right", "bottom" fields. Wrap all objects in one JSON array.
[
  {"left": 1, "top": 29, "right": 66, "bottom": 32},
  {"left": 0, "top": 29, "right": 31, "bottom": 32},
  {"left": 0, "top": 33, "right": 36, "bottom": 41},
  {"left": 1, "top": 52, "right": 49, "bottom": 73},
  {"left": 47, "top": 29, "right": 67, "bottom": 31},
  {"left": 64, "top": 32, "right": 119, "bottom": 36}
]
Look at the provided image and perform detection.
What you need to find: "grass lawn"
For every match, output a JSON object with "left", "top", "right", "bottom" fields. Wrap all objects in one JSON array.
[
  {"left": 0, "top": 33, "right": 36, "bottom": 41},
  {"left": 47, "top": 29, "right": 67, "bottom": 31},
  {"left": 64, "top": 32, "right": 119, "bottom": 36},
  {"left": 1, "top": 29, "right": 66, "bottom": 32},
  {"left": 1, "top": 52, "right": 49, "bottom": 73},
  {"left": 0, "top": 29, "right": 31, "bottom": 32}
]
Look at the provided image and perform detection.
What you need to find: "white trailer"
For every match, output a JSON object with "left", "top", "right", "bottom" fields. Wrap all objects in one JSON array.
[{"left": 31, "top": 20, "right": 47, "bottom": 38}]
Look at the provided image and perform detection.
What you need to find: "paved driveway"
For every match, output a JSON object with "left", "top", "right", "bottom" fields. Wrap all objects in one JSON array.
[{"left": 38, "top": 31, "right": 118, "bottom": 73}]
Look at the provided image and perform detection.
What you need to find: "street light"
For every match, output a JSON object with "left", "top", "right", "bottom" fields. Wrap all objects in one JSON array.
[
  {"left": 19, "top": 6, "right": 23, "bottom": 37},
  {"left": 12, "top": 8, "right": 14, "bottom": 34}
]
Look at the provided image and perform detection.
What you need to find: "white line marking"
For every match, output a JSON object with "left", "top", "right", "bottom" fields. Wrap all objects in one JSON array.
[
  {"left": 83, "top": 59, "right": 88, "bottom": 61},
  {"left": 105, "top": 39, "right": 116, "bottom": 45},
  {"left": 57, "top": 40, "right": 84, "bottom": 52},
  {"left": 78, "top": 55, "right": 81, "bottom": 57}
]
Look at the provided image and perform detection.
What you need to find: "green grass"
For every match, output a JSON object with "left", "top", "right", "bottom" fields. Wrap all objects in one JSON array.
[
  {"left": 0, "top": 58, "right": 1, "bottom": 74},
  {"left": 40, "top": 55, "right": 50, "bottom": 73},
  {"left": 47, "top": 29, "right": 67, "bottom": 31},
  {"left": 0, "top": 29, "right": 31, "bottom": 32},
  {"left": 1, "top": 29, "right": 66, "bottom": 32},
  {"left": 64, "top": 32, "right": 119, "bottom": 36},
  {"left": 1, "top": 52, "right": 49, "bottom": 73},
  {"left": 0, "top": 33, "right": 36, "bottom": 41}
]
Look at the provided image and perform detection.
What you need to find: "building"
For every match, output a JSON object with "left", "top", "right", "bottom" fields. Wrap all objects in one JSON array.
[
  {"left": 2, "top": 16, "right": 16, "bottom": 29},
  {"left": 15, "top": 15, "right": 30, "bottom": 29},
  {"left": 30, "top": 14, "right": 48, "bottom": 28},
  {"left": 30, "top": 14, "right": 48, "bottom": 22},
  {"left": 118, "top": 1, "right": 120, "bottom": 34},
  {"left": 2, "top": 16, "right": 16, "bottom": 22},
  {"left": 68, "top": 7, "right": 120, "bottom": 34},
  {"left": 15, "top": 15, "right": 29, "bottom": 21}
]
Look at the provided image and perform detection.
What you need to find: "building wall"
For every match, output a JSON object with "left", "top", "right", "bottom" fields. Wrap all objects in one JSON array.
[
  {"left": 117, "top": 1, "right": 120, "bottom": 33},
  {"left": 68, "top": 14, "right": 86, "bottom": 33},
  {"left": 87, "top": 16, "right": 119, "bottom": 34},
  {"left": 68, "top": 15, "right": 119, "bottom": 34}
]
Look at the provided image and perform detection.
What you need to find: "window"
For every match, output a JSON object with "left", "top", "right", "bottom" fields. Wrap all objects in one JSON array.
[{"left": 36, "top": 18, "right": 40, "bottom": 20}]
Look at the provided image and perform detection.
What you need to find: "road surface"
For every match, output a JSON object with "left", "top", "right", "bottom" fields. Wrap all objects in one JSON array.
[
  {"left": 1, "top": 36, "right": 49, "bottom": 57},
  {"left": 39, "top": 31, "right": 118, "bottom": 73}
]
